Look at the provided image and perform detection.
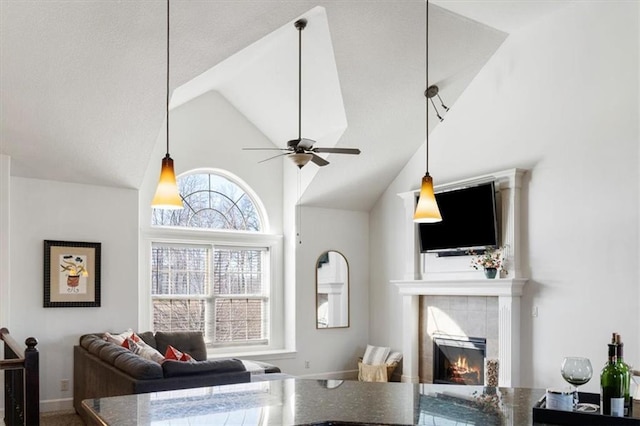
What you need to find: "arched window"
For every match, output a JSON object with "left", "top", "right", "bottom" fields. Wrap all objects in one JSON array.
[
  {"left": 149, "top": 170, "right": 279, "bottom": 350},
  {"left": 152, "top": 172, "right": 264, "bottom": 231}
]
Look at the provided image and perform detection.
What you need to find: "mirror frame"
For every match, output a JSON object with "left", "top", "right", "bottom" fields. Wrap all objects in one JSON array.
[{"left": 315, "top": 250, "right": 350, "bottom": 329}]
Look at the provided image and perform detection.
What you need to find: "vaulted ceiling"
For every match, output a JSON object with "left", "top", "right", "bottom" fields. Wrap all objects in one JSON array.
[{"left": 0, "top": 1, "right": 572, "bottom": 211}]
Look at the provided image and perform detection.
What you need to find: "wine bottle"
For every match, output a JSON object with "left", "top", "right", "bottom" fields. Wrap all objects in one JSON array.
[
  {"left": 601, "top": 341, "right": 625, "bottom": 416},
  {"left": 614, "top": 333, "right": 632, "bottom": 416}
]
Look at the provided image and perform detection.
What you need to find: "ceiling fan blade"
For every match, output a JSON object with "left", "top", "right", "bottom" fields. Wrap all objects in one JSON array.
[
  {"left": 243, "top": 147, "right": 290, "bottom": 151},
  {"left": 310, "top": 153, "right": 330, "bottom": 167},
  {"left": 312, "top": 147, "right": 361, "bottom": 155},
  {"left": 298, "top": 138, "right": 316, "bottom": 150},
  {"left": 258, "top": 153, "right": 290, "bottom": 164}
]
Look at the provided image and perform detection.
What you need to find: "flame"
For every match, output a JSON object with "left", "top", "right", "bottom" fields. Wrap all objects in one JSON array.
[{"left": 455, "top": 356, "right": 467, "bottom": 370}]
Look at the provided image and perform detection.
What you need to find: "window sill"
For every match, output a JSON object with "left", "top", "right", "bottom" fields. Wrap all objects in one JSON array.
[{"left": 207, "top": 349, "right": 297, "bottom": 362}]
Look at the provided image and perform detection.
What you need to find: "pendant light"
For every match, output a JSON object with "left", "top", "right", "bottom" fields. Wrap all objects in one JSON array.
[
  {"left": 151, "top": 0, "right": 183, "bottom": 210},
  {"left": 413, "top": 0, "right": 442, "bottom": 223}
]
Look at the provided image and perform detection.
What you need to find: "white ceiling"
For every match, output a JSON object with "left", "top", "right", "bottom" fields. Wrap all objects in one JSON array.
[{"left": 0, "top": 1, "right": 573, "bottom": 211}]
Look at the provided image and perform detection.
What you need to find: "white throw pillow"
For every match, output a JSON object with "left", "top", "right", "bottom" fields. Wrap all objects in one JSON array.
[
  {"left": 386, "top": 351, "right": 403, "bottom": 365},
  {"left": 103, "top": 329, "right": 134, "bottom": 345},
  {"left": 123, "top": 337, "right": 165, "bottom": 364},
  {"left": 362, "top": 344, "right": 390, "bottom": 365}
]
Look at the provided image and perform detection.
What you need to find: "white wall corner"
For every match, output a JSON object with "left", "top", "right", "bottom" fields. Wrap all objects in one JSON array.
[{"left": 0, "top": 154, "right": 10, "bottom": 328}]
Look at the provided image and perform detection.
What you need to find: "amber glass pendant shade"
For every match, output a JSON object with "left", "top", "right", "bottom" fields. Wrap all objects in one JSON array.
[
  {"left": 151, "top": 154, "right": 183, "bottom": 209},
  {"left": 414, "top": 173, "right": 442, "bottom": 223}
]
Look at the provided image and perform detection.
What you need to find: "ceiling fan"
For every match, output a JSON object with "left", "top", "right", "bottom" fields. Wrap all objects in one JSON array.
[{"left": 244, "top": 18, "right": 361, "bottom": 169}]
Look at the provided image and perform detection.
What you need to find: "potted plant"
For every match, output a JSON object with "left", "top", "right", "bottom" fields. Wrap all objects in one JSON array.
[
  {"left": 60, "top": 255, "right": 88, "bottom": 287},
  {"left": 470, "top": 246, "right": 507, "bottom": 279}
]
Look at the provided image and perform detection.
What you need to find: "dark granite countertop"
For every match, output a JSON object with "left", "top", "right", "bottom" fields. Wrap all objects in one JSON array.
[{"left": 82, "top": 378, "right": 546, "bottom": 425}]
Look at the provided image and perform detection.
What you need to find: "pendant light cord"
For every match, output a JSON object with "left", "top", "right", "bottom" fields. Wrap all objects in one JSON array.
[
  {"left": 166, "top": 0, "right": 170, "bottom": 157},
  {"left": 297, "top": 20, "right": 304, "bottom": 142},
  {"left": 425, "top": 0, "right": 430, "bottom": 176}
]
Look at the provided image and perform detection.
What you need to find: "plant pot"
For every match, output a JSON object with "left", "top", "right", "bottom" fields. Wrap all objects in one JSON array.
[
  {"left": 67, "top": 275, "right": 80, "bottom": 287},
  {"left": 484, "top": 268, "right": 497, "bottom": 279}
]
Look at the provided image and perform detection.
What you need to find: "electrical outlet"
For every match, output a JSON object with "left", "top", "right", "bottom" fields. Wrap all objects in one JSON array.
[
  {"left": 60, "top": 379, "right": 70, "bottom": 391},
  {"left": 304, "top": 361, "right": 310, "bottom": 369}
]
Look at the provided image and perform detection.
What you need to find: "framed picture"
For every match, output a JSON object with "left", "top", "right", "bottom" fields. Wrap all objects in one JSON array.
[{"left": 44, "top": 240, "right": 101, "bottom": 308}]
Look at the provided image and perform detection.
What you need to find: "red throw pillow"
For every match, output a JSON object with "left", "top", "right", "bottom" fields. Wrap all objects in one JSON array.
[
  {"left": 121, "top": 338, "right": 134, "bottom": 350},
  {"left": 164, "top": 345, "right": 194, "bottom": 362}
]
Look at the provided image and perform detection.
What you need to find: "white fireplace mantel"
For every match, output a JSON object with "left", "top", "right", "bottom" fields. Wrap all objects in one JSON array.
[
  {"left": 393, "top": 169, "right": 528, "bottom": 387},
  {"left": 392, "top": 277, "right": 527, "bottom": 387},
  {"left": 395, "top": 278, "right": 525, "bottom": 297}
]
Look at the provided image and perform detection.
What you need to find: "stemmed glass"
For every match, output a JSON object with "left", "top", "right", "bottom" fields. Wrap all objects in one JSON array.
[{"left": 561, "top": 357, "right": 593, "bottom": 409}]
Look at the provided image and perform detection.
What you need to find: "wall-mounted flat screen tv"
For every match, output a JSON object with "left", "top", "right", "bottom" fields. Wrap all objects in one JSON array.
[{"left": 419, "top": 181, "right": 498, "bottom": 253}]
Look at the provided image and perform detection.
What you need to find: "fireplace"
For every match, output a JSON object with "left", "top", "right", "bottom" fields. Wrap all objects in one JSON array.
[{"left": 433, "top": 335, "right": 486, "bottom": 385}]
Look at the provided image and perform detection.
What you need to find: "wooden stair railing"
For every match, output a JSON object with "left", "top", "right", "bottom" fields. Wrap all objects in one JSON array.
[{"left": 0, "top": 328, "right": 39, "bottom": 426}]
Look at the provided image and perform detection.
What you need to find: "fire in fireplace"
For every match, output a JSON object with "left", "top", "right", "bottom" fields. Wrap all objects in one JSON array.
[{"left": 433, "top": 335, "right": 486, "bottom": 385}]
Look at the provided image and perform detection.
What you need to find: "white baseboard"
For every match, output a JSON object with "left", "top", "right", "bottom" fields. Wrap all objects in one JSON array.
[
  {"left": 41, "top": 397, "right": 74, "bottom": 413},
  {"left": 294, "top": 369, "right": 358, "bottom": 380}
]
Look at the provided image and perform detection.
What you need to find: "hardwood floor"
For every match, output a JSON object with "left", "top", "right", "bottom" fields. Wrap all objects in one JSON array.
[{"left": 40, "top": 410, "right": 84, "bottom": 426}]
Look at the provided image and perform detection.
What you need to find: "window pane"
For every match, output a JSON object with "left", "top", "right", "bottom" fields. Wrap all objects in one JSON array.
[
  {"left": 214, "top": 299, "right": 265, "bottom": 343},
  {"left": 151, "top": 245, "right": 208, "bottom": 295},
  {"left": 214, "top": 249, "right": 263, "bottom": 296},
  {"left": 153, "top": 299, "right": 206, "bottom": 333},
  {"left": 152, "top": 172, "right": 262, "bottom": 231}
]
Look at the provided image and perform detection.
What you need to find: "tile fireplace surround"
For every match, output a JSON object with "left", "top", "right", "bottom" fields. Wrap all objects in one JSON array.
[
  {"left": 393, "top": 169, "right": 528, "bottom": 387},
  {"left": 393, "top": 278, "right": 526, "bottom": 386}
]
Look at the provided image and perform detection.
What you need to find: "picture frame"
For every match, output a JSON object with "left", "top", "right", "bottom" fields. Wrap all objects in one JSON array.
[{"left": 44, "top": 240, "right": 101, "bottom": 308}]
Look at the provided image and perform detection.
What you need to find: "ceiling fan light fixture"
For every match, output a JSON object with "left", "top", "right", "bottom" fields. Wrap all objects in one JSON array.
[
  {"left": 290, "top": 153, "right": 313, "bottom": 169},
  {"left": 151, "top": 0, "right": 183, "bottom": 210},
  {"left": 414, "top": 173, "right": 442, "bottom": 223},
  {"left": 243, "top": 17, "right": 360, "bottom": 167}
]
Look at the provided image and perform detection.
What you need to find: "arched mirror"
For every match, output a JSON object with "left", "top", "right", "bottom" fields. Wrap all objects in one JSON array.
[{"left": 316, "top": 250, "right": 349, "bottom": 328}]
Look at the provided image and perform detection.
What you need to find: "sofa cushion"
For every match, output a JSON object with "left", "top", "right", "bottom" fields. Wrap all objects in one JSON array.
[
  {"left": 162, "top": 358, "right": 246, "bottom": 378},
  {"left": 113, "top": 351, "right": 163, "bottom": 380},
  {"left": 80, "top": 333, "right": 102, "bottom": 350},
  {"left": 154, "top": 331, "right": 207, "bottom": 361},
  {"left": 137, "top": 331, "right": 156, "bottom": 349},
  {"left": 99, "top": 343, "right": 131, "bottom": 364},
  {"left": 86, "top": 337, "right": 111, "bottom": 356}
]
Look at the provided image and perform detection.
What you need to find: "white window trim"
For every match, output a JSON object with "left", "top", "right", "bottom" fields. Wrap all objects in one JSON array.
[{"left": 141, "top": 227, "right": 284, "bottom": 355}]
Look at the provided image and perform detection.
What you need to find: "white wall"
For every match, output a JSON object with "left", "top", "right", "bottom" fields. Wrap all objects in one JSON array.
[
  {"left": 9, "top": 177, "right": 138, "bottom": 410},
  {"left": 278, "top": 205, "right": 369, "bottom": 376},
  {"left": 0, "top": 154, "right": 9, "bottom": 414},
  {"left": 370, "top": 1, "right": 639, "bottom": 392},
  {"left": 1, "top": 155, "right": 10, "bottom": 328}
]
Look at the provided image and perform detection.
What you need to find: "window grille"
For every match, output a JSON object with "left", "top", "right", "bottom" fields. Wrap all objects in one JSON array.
[
  {"left": 150, "top": 171, "right": 272, "bottom": 348},
  {"left": 152, "top": 173, "right": 262, "bottom": 231}
]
